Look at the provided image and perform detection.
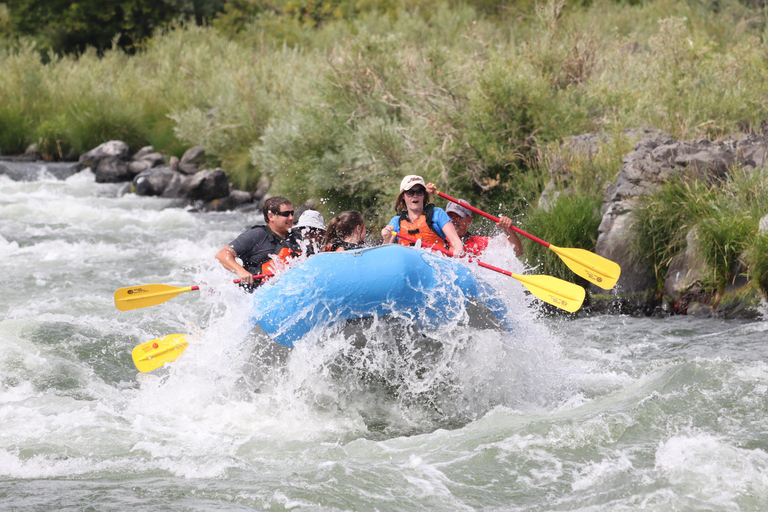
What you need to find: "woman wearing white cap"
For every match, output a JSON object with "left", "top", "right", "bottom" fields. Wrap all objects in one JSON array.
[{"left": 381, "top": 175, "right": 463, "bottom": 256}]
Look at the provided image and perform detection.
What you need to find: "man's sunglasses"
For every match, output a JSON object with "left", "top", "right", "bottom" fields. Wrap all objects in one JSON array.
[
  {"left": 405, "top": 188, "right": 425, "bottom": 197},
  {"left": 273, "top": 210, "right": 295, "bottom": 217}
]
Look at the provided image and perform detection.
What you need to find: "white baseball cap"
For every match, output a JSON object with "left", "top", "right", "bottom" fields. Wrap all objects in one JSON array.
[
  {"left": 399, "top": 175, "right": 426, "bottom": 192},
  {"left": 445, "top": 200, "right": 473, "bottom": 218},
  {"left": 294, "top": 210, "right": 326, "bottom": 230}
]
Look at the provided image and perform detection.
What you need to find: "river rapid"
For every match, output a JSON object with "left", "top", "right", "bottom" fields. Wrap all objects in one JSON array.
[{"left": 2, "top": 166, "right": 768, "bottom": 511}]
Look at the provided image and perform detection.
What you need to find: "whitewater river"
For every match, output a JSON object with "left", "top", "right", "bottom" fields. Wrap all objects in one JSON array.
[{"left": 2, "top": 164, "right": 768, "bottom": 511}]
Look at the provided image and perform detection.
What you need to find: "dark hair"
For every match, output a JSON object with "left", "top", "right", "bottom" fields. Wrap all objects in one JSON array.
[
  {"left": 394, "top": 188, "right": 432, "bottom": 212},
  {"left": 323, "top": 211, "right": 365, "bottom": 249},
  {"left": 262, "top": 196, "right": 292, "bottom": 222}
]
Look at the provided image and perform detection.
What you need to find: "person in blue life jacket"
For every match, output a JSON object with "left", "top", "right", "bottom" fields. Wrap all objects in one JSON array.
[
  {"left": 381, "top": 175, "right": 464, "bottom": 256},
  {"left": 215, "top": 196, "right": 303, "bottom": 286},
  {"left": 294, "top": 209, "right": 326, "bottom": 255},
  {"left": 323, "top": 210, "right": 367, "bottom": 252}
]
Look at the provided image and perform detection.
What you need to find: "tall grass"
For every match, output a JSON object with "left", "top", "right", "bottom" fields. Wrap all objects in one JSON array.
[
  {"left": 1, "top": 0, "right": 768, "bottom": 228},
  {"left": 632, "top": 178, "right": 716, "bottom": 291},
  {"left": 633, "top": 166, "right": 768, "bottom": 298},
  {"left": 519, "top": 191, "right": 603, "bottom": 286},
  {"left": 697, "top": 167, "right": 768, "bottom": 301}
]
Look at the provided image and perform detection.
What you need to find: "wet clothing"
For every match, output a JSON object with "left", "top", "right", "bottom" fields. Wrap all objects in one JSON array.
[
  {"left": 327, "top": 241, "right": 365, "bottom": 252},
  {"left": 387, "top": 205, "right": 452, "bottom": 249},
  {"left": 229, "top": 225, "right": 302, "bottom": 275},
  {"left": 463, "top": 233, "right": 489, "bottom": 256}
]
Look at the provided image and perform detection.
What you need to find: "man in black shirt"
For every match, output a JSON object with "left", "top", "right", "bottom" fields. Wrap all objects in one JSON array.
[{"left": 215, "top": 196, "right": 303, "bottom": 286}]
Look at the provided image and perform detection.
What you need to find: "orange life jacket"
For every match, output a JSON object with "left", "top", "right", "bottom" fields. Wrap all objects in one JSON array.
[
  {"left": 397, "top": 205, "right": 447, "bottom": 250},
  {"left": 261, "top": 246, "right": 299, "bottom": 275}
]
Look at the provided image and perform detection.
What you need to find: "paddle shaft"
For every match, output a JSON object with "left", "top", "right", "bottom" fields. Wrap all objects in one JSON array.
[
  {"left": 437, "top": 191, "right": 550, "bottom": 248},
  {"left": 234, "top": 273, "right": 271, "bottom": 284}
]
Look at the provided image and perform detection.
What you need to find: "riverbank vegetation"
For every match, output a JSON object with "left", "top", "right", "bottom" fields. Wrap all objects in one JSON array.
[
  {"left": 634, "top": 166, "right": 768, "bottom": 304},
  {"left": 3, "top": 0, "right": 768, "bottom": 296}
]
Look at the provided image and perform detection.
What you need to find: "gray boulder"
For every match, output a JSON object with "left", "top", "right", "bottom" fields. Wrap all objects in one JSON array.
[
  {"left": 182, "top": 168, "right": 229, "bottom": 201},
  {"left": 79, "top": 140, "right": 130, "bottom": 169},
  {"left": 595, "top": 132, "right": 768, "bottom": 298},
  {"left": 94, "top": 157, "right": 132, "bottom": 183},
  {"left": 133, "top": 167, "right": 185, "bottom": 197},
  {"left": 178, "top": 146, "right": 206, "bottom": 175}
]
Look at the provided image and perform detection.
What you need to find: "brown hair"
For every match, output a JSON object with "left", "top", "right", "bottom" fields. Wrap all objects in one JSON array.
[
  {"left": 323, "top": 211, "right": 365, "bottom": 248},
  {"left": 262, "top": 196, "right": 292, "bottom": 222}
]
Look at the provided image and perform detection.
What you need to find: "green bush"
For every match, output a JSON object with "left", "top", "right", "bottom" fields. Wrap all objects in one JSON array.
[
  {"left": 697, "top": 166, "right": 768, "bottom": 299},
  {"left": 697, "top": 206, "right": 754, "bottom": 297},
  {"left": 747, "top": 234, "right": 768, "bottom": 296},
  {"left": 631, "top": 178, "right": 715, "bottom": 291},
  {"left": 519, "top": 191, "right": 603, "bottom": 284},
  {"left": 2, "top": 0, "right": 768, "bottom": 247},
  {"left": 633, "top": 166, "right": 768, "bottom": 297}
]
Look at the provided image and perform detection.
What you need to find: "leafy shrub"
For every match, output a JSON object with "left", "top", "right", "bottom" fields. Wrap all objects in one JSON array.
[
  {"left": 519, "top": 191, "right": 602, "bottom": 284},
  {"left": 697, "top": 206, "right": 754, "bottom": 297},
  {"left": 631, "top": 178, "right": 715, "bottom": 290},
  {"left": 747, "top": 234, "right": 768, "bottom": 296}
]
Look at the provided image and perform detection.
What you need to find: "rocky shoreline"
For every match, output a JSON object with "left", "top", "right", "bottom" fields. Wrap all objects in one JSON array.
[
  {"left": 546, "top": 128, "right": 768, "bottom": 319},
  {"left": 4, "top": 132, "right": 767, "bottom": 320}
]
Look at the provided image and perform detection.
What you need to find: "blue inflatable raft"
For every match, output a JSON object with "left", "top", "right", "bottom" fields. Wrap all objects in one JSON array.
[{"left": 249, "top": 244, "right": 511, "bottom": 347}]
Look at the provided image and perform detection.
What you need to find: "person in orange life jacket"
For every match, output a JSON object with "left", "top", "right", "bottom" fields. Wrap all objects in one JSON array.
[
  {"left": 323, "top": 210, "right": 367, "bottom": 252},
  {"left": 443, "top": 199, "right": 524, "bottom": 257},
  {"left": 380, "top": 175, "right": 464, "bottom": 256},
  {"left": 215, "top": 196, "right": 302, "bottom": 286},
  {"left": 294, "top": 209, "right": 326, "bottom": 255}
]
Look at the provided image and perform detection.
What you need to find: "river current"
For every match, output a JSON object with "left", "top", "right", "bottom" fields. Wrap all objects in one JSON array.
[{"left": 2, "top": 165, "right": 768, "bottom": 511}]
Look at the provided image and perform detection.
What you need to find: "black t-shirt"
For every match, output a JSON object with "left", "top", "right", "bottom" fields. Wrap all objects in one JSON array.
[
  {"left": 328, "top": 240, "right": 365, "bottom": 252},
  {"left": 229, "top": 225, "right": 302, "bottom": 273}
]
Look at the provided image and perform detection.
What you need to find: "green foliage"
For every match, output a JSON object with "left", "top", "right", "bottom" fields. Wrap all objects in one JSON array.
[
  {"left": 631, "top": 178, "right": 715, "bottom": 290},
  {"left": 2, "top": 0, "right": 768, "bottom": 255},
  {"left": 4, "top": 0, "right": 227, "bottom": 55},
  {"left": 747, "top": 234, "right": 768, "bottom": 295},
  {"left": 697, "top": 206, "right": 753, "bottom": 293},
  {"left": 519, "top": 191, "right": 603, "bottom": 283},
  {"left": 697, "top": 166, "right": 768, "bottom": 293},
  {"left": 633, "top": 166, "right": 768, "bottom": 295}
]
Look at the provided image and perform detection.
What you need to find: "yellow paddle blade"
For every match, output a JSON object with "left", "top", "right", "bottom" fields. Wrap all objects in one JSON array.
[
  {"left": 511, "top": 273, "right": 586, "bottom": 313},
  {"left": 549, "top": 245, "right": 621, "bottom": 290},
  {"left": 132, "top": 334, "right": 188, "bottom": 373},
  {"left": 114, "top": 284, "right": 198, "bottom": 311}
]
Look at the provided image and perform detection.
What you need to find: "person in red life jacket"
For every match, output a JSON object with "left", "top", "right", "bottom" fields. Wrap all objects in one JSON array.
[
  {"left": 381, "top": 175, "right": 464, "bottom": 256},
  {"left": 323, "top": 210, "right": 367, "bottom": 252},
  {"left": 294, "top": 209, "right": 326, "bottom": 255},
  {"left": 215, "top": 196, "right": 303, "bottom": 287},
  {"left": 443, "top": 199, "right": 524, "bottom": 257}
]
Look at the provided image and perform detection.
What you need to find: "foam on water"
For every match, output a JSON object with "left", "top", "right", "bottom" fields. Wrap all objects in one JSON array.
[{"left": 3, "top": 168, "right": 768, "bottom": 510}]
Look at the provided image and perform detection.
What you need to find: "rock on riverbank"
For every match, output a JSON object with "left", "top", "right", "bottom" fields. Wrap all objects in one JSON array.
[{"left": 558, "top": 129, "right": 768, "bottom": 319}]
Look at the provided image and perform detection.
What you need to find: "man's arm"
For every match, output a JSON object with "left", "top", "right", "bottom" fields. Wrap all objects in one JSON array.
[
  {"left": 215, "top": 245, "right": 256, "bottom": 284},
  {"left": 497, "top": 216, "right": 524, "bottom": 257}
]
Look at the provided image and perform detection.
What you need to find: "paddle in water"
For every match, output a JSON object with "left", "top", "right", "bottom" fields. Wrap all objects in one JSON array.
[
  {"left": 396, "top": 233, "right": 585, "bottom": 313},
  {"left": 132, "top": 333, "right": 188, "bottom": 373},
  {"left": 114, "top": 274, "right": 272, "bottom": 311},
  {"left": 435, "top": 191, "right": 621, "bottom": 290}
]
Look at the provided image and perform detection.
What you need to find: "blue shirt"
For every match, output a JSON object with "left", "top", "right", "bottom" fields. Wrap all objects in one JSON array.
[{"left": 388, "top": 206, "right": 452, "bottom": 239}]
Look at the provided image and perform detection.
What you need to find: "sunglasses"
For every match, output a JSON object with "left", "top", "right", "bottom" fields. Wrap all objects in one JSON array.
[
  {"left": 273, "top": 210, "right": 295, "bottom": 217},
  {"left": 405, "top": 188, "right": 425, "bottom": 197}
]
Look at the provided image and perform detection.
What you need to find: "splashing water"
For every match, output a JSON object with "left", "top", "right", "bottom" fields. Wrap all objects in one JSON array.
[{"left": 2, "top": 168, "right": 768, "bottom": 511}]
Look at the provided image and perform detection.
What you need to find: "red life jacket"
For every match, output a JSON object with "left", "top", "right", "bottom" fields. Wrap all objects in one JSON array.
[{"left": 463, "top": 235, "right": 489, "bottom": 256}]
